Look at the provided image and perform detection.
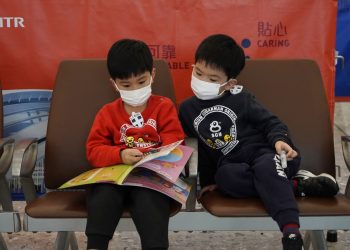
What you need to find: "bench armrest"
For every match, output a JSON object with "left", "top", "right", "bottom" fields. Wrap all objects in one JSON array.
[
  {"left": 0, "top": 138, "right": 15, "bottom": 211},
  {"left": 11, "top": 138, "right": 38, "bottom": 203},
  {"left": 341, "top": 136, "right": 350, "bottom": 171},
  {"left": 184, "top": 137, "right": 198, "bottom": 211},
  {"left": 12, "top": 138, "right": 38, "bottom": 177},
  {"left": 341, "top": 136, "right": 350, "bottom": 196},
  {"left": 0, "top": 138, "right": 15, "bottom": 176},
  {"left": 184, "top": 137, "right": 198, "bottom": 177}
]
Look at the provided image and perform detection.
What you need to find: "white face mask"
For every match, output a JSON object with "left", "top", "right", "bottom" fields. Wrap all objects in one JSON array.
[
  {"left": 114, "top": 77, "right": 152, "bottom": 107},
  {"left": 191, "top": 74, "right": 228, "bottom": 100}
]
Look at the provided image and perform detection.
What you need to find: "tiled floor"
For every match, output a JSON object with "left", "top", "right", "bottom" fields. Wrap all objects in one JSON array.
[{"left": 2, "top": 102, "right": 350, "bottom": 250}]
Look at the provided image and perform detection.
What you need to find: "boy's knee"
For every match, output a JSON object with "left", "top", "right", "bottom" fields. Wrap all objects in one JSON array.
[
  {"left": 91, "top": 183, "right": 120, "bottom": 194},
  {"left": 130, "top": 187, "right": 171, "bottom": 214},
  {"left": 215, "top": 164, "right": 231, "bottom": 184},
  {"left": 215, "top": 163, "right": 249, "bottom": 184}
]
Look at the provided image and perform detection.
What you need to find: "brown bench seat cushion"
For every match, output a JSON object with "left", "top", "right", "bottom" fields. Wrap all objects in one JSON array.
[
  {"left": 200, "top": 191, "right": 350, "bottom": 217},
  {"left": 25, "top": 190, "right": 181, "bottom": 218}
]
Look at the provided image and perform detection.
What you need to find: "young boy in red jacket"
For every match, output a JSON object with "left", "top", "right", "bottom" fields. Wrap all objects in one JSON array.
[{"left": 85, "top": 39, "right": 184, "bottom": 250}]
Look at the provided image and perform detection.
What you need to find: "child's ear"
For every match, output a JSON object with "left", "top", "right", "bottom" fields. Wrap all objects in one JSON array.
[{"left": 224, "top": 79, "right": 237, "bottom": 90}]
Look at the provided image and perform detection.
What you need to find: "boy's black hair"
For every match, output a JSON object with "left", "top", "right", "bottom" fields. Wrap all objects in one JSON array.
[
  {"left": 107, "top": 39, "right": 153, "bottom": 80},
  {"left": 195, "top": 34, "right": 245, "bottom": 79}
]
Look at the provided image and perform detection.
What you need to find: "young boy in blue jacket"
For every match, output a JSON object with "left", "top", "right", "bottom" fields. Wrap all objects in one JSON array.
[{"left": 179, "top": 34, "right": 339, "bottom": 250}]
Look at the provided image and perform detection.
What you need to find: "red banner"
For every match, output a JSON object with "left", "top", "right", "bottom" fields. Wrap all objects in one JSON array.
[{"left": 0, "top": 0, "right": 337, "bottom": 113}]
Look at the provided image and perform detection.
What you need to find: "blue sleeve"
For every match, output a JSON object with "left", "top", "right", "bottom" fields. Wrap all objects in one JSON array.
[{"left": 246, "top": 94, "right": 293, "bottom": 148}]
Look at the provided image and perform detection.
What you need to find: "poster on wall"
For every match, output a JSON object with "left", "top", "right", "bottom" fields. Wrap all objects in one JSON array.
[
  {"left": 3, "top": 90, "right": 51, "bottom": 197},
  {"left": 335, "top": 0, "right": 350, "bottom": 100},
  {"left": 0, "top": 0, "right": 338, "bottom": 197}
]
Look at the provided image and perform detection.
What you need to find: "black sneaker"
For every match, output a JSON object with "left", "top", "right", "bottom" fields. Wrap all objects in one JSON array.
[
  {"left": 282, "top": 234, "right": 303, "bottom": 250},
  {"left": 293, "top": 170, "right": 339, "bottom": 197}
]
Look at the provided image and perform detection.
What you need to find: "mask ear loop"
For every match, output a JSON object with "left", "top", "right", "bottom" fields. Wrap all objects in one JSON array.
[
  {"left": 219, "top": 80, "right": 229, "bottom": 87},
  {"left": 218, "top": 79, "right": 233, "bottom": 95},
  {"left": 191, "top": 64, "right": 196, "bottom": 77},
  {"left": 111, "top": 79, "right": 120, "bottom": 92},
  {"left": 217, "top": 81, "right": 229, "bottom": 96}
]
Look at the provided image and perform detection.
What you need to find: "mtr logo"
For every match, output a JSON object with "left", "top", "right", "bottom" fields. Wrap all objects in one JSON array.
[{"left": 0, "top": 17, "right": 25, "bottom": 28}]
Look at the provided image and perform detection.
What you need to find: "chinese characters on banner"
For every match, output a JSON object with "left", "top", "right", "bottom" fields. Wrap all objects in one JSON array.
[{"left": 0, "top": 0, "right": 337, "bottom": 112}]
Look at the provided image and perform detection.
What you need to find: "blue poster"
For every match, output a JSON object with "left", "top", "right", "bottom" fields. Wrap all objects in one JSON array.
[
  {"left": 4, "top": 89, "right": 52, "bottom": 199},
  {"left": 335, "top": 1, "right": 350, "bottom": 97}
]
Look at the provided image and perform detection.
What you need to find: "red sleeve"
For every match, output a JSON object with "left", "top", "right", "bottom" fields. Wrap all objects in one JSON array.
[
  {"left": 157, "top": 99, "right": 185, "bottom": 146},
  {"left": 86, "top": 108, "right": 124, "bottom": 168}
]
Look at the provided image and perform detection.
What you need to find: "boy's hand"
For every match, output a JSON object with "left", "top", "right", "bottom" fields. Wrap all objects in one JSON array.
[
  {"left": 197, "top": 184, "right": 218, "bottom": 201},
  {"left": 120, "top": 149, "right": 143, "bottom": 165},
  {"left": 274, "top": 141, "right": 298, "bottom": 160}
]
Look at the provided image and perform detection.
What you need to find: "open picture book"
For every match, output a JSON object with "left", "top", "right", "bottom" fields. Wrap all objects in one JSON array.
[{"left": 59, "top": 140, "right": 193, "bottom": 204}]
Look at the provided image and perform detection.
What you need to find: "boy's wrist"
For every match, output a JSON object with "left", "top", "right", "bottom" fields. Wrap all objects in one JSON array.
[{"left": 120, "top": 149, "right": 126, "bottom": 163}]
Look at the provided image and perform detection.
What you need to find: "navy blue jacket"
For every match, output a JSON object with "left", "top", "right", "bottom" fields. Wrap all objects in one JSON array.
[{"left": 179, "top": 91, "right": 296, "bottom": 187}]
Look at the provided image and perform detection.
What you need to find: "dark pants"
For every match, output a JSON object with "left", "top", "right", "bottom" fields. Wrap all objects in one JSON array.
[
  {"left": 215, "top": 152, "right": 301, "bottom": 230},
  {"left": 85, "top": 184, "right": 171, "bottom": 250}
]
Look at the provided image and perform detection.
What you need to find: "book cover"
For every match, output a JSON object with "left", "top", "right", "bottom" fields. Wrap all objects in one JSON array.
[
  {"left": 136, "top": 144, "right": 193, "bottom": 183},
  {"left": 59, "top": 140, "right": 193, "bottom": 204},
  {"left": 124, "top": 168, "right": 191, "bottom": 205}
]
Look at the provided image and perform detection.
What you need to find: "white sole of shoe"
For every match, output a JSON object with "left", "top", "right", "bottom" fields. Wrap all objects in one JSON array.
[{"left": 295, "top": 169, "right": 337, "bottom": 183}]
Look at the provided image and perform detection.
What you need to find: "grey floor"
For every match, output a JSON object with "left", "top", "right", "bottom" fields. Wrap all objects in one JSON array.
[{"left": 2, "top": 102, "right": 350, "bottom": 250}]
